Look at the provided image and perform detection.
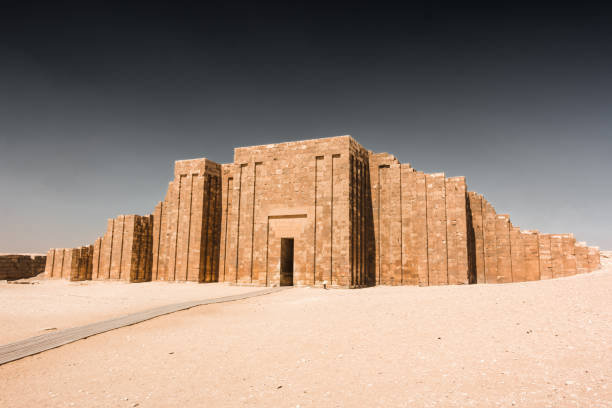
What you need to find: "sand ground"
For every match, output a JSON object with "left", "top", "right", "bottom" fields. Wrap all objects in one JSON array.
[
  {"left": 1, "top": 257, "right": 611, "bottom": 407},
  {"left": 0, "top": 280, "right": 260, "bottom": 344}
]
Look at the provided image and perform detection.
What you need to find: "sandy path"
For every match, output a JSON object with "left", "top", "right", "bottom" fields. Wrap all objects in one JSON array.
[
  {"left": 1, "top": 266, "right": 612, "bottom": 407},
  {"left": 0, "top": 281, "right": 260, "bottom": 344}
]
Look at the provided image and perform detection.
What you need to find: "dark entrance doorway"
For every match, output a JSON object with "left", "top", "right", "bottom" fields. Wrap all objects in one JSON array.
[{"left": 280, "top": 238, "right": 294, "bottom": 286}]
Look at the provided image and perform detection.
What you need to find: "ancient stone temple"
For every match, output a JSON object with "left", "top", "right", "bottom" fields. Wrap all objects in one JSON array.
[{"left": 45, "top": 135, "right": 601, "bottom": 287}]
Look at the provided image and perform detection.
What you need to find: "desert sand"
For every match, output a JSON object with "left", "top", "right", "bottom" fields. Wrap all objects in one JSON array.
[
  {"left": 0, "top": 281, "right": 260, "bottom": 344},
  {"left": 1, "top": 254, "right": 611, "bottom": 407}
]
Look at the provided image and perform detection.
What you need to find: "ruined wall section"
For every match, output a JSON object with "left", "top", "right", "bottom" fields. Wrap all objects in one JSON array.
[
  {"left": 72, "top": 245, "right": 94, "bottom": 281},
  {"left": 521, "top": 230, "right": 540, "bottom": 281},
  {"left": 495, "top": 214, "right": 512, "bottom": 283},
  {"left": 92, "top": 214, "right": 153, "bottom": 282},
  {"left": 349, "top": 139, "right": 376, "bottom": 287},
  {"left": 425, "top": 173, "right": 448, "bottom": 285},
  {"left": 370, "top": 153, "right": 471, "bottom": 286},
  {"left": 587, "top": 246, "right": 601, "bottom": 271},
  {"left": 509, "top": 224, "right": 524, "bottom": 282},
  {"left": 467, "top": 191, "right": 600, "bottom": 283},
  {"left": 152, "top": 158, "right": 221, "bottom": 282},
  {"left": 467, "top": 193, "right": 485, "bottom": 283},
  {"left": 0, "top": 254, "right": 46, "bottom": 280},
  {"left": 45, "top": 246, "right": 93, "bottom": 281},
  {"left": 445, "top": 177, "right": 470, "bottom": 285},
  {"left": 538, "top": 234, "right": 553, "bottom": 279},
  {"left": 369, "top": 152, "right": 401, "bottom": 285},
  {"left": 218, "top": 163, "right": 236, "bottom": 284},
  {"left": 575, "top": 242, "right": 589, "bottom": 274}
]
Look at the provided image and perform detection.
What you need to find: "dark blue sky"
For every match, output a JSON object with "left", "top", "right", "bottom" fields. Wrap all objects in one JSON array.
[{"left": 1, "top": 2, "right": 611, "bottom": 252}]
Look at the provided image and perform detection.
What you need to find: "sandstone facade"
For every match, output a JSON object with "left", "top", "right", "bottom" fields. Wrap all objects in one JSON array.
[{"left": 44, "top": 135, "right": 601, "bottom": 287}]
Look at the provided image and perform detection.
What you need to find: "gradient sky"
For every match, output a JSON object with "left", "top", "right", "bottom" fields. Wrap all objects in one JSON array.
[{"left": 1, "top": 2, "right": 611, "bottom": 253}]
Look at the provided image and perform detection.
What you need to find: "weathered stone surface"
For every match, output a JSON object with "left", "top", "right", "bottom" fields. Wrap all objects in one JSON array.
[
  {"left": 413, "top": 172, "right": 429, "bottom": 285},
  {"left": 562, "top": 234, "right": 577, "bottom": 277},
  {"left": 219, "top": 136, "right": 371, "bottom": 288},
  {"left": 510, "top": 225, "right": 525, "bottom": 282},
  {"left": 575, "top": 242, "right": 589, "bottom": 274},
  {"left": 538, "top": 234, "right": 553, "bottom": 280},
  {"left": 521, "top": 230, "right": 540, "bottom": 281},
  {"left": 482, "top": 199, "right": 498, "bottom": 284},
  {"left": 467, "top": 192, "right": 485, "bottom": 284},
  {"left": 94, "top": 214, "right": 153, "bottom": 282},
  {"left": 71, "top": 245, "right": 94, "bottom": 281},
  {"left": 550, "top": 235, "right": 564, "bottom": 278},
  {"left": 587, "top": 246, "right": 600, "bottom": 272},
  {"left": 152, "top": 158, "right": 222, "bottom": 283},
  {"left": 446, "top": 177, "right": 469, "bottom": 285},
  {"left": 426, "top": 173, "right": 448, "bottom": 285},
  {"left": 43, "top": 246, "right": 92, "bottom": 281},
  {"left": 495, "top": 214, "right": 512, "bottom": 283},
  {"left": 0, "top": 254, "right": 46, "bottom": 280}
]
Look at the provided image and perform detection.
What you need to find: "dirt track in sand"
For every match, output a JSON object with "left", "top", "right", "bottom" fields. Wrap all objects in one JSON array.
[{"left": 1, "top": 257, "right": 611, "bottom": 407}]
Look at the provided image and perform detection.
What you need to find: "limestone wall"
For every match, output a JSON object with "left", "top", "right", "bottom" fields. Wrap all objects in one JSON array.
[
  {"left": 0, "top": 254, "right": 46, "bottom": 280},
  {"left": 370, "top": 153, "right": 471, "bottom": 286},
  {"left": 348, "top": 140, "right": 376, "bottom": 287},
  {"left": 219, "top": 136, "right": 371, "bottom": 288},
  {"left": 467, "top": 194, "right": 600, "bottom": 283},
  {"left": 152, "top": 158, "right": 221, "bottom": 282},
  {"left": 369, "top": 149, "right": 600, "bottom": 287},
  {"left": 93, "top": 214, "right": 153, "bottom": 282},
  {"left": 45, "top": 246, "right": 93, "bottom": 281}
]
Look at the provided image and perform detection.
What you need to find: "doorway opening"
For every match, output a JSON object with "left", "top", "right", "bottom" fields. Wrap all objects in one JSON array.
[{"left": 280, "top": 238, "right": 294, "bottom": 286}]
